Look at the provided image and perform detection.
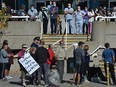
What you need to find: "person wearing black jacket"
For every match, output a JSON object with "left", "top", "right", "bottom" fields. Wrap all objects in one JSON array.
[{"left": 35, "top": 40, "right": 50, "bottom": 86}]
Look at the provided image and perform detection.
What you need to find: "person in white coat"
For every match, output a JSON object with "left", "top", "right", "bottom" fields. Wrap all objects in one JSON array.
[
  {"left": 38, "top": 6, "right": 48, "bottom": 34},
  {"left": 64, "top": 3, "right": 74, "bottom": 34},
  {"left": 74, "top": 6, "right": 85, "bottom": 34}
]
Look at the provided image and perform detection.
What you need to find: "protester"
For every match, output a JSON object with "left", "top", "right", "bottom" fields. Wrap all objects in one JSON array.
[
  {"left": 83, "top": 45, "right": 90, "bottom": 82},
  {"left": 0, "top": 44, "right": 10, "bottom": 80},
  {"left": 73, "top": 43, "right": 78, "bottom": 83},
  {"left": 28, "top": 5, "right": 38, "bottom": 21},
  {"left": 64, "top": 3, "right": 74, "bottom": 34},
  {"left": 102, "top": 43, "right": 116, "bottom": 85},
  {"left": 29, "top": 47, "right": 37, "bottom": 85},
  {"left": 35, "top": 40, "right": 50, "bottom": 86},
  {"left": 73, "top": 41, "right": 85, "bottom": 85},
  {"left": 18, "top": 44, "right": 28, "bottom": 87},
  {"left": 50, "top": 1, "right": 58, "bottom": 34},
  {"left": 30, "top": 37, "right": 40, "bottom": 84},
  {"left": 3, "top": 40, "right": 14, "bottom": 80},
  {"left": 31, "top": 37, "right": 40, "bottom": 49},
  {"left": 38, "top": 6, "right": 48, "bottom": 34},
  {"left": 47, "top": 45, "right": 55, "bottom": 70},
  {"left": 55, "top": 39, "right": 66, "bottom": 83},
  {"left": 74, "top": 6, "right": 85, "bottom": 34}
]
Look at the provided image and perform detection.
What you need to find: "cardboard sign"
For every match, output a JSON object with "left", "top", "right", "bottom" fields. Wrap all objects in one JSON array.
[{"left": 19, "top": 53, "right": 40, "bottom": 75}]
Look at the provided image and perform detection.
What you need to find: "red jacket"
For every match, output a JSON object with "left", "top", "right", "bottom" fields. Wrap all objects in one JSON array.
[{"left": 47, "top": 48, "right": 55, "bottom": 64}]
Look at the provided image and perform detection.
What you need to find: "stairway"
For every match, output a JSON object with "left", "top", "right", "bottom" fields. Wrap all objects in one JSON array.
[
  {"left": 42, "top": 34, "right": 91, "bottom": 52},
  {"left": 99, "top": 60, "right": 116, "bottom": 73}
]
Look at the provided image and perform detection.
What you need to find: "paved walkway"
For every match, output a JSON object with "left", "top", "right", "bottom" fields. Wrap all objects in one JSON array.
[{"left": 0, "top": 71, "right": 115, "bottom": 87}]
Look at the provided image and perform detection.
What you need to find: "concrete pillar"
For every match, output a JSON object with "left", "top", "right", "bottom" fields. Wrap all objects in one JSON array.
[{"left": 92, "top": 21, "right": 106, "bottom": 46}]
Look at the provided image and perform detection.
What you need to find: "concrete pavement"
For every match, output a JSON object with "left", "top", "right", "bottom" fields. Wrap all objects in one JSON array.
[
  {"left": 0, "top": 59, "right": 114, "bottom": 87},
  {"left": 0, "top": 70, "right": 116, "bottom": 87}
]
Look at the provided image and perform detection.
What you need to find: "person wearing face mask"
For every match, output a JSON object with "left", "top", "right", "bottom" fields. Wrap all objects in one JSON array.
[
  {"left": 50, "top": 1, "right": 58, "bottom": 34},
  {"left": 1, "top": 2, "right": 9, "bottom": 15},
  {"left": 1, "top": 2, "right": 11, "bottom": 26},
  {"left": 55, "top": 39, "right": 66, "bottom": 83},
  {"left": 74, "top": 6, "right": 85, "bottom": 34},
  {"left": 28, "top": 5, "right": 38, "bottom": 21},
  {"left": 18, "top": 4, "right": 26, "bottom": 16},
  {"left": 38, "top": 6, "right": 48, "bottom": 34},
  {"left": 47, "top": 1, "right": 53, "bottom": 12},
  {"left": 64, "top": 3, "right": 74, "bottom": 34},
  {"left": 83, "top": 7, "right": 89, "bottom": 35},
  {"left": 17, "top": 4, "right": 26, "bottom": 21}
]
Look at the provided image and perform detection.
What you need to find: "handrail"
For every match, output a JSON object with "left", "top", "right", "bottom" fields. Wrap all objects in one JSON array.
[
  {"left": 65, "top": 44, "right": 73, "bottom": 50},
  {"left": 90, "top": 45, "right": 105, "bottom": 55},
  {"left": 95, "top": 16, "right": 103, "bottom": 21},
  {"left": 95, "top": 16, "right": 116, "bottom": 21},
  {"left": 51, "top": 39, "right": 61, "bottom": 47},
  {"left": 0, "top": 16, "right": 39, "bottom": 21},
  {"left": 10, "top": 16, "right": 29, "bottom": 21},
  {"left": 65, "top": 20, "right": 68, "bottom": 50},
  {"left": 65, "top": 44, "right": 105, "bottom": 55}
]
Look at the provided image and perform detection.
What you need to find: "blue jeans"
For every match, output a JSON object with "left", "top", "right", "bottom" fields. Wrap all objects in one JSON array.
[{"left": 37, "top": 63, "right": 48, "bottom": 84}]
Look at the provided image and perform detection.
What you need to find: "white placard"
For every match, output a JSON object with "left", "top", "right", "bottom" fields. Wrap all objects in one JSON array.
[{"left": 19, "top": 53, "right": 40, "bottom": 75}]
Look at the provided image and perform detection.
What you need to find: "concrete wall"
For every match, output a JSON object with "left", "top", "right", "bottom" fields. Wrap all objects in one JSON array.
[
  {"left": 66, "top": 21, "right": 116, "bottom": 58},
  {"left": 92, "top": 21, "right": 116, "bottom": 48},
  {"left": 1, "top": 21, "right": 41, "bottom": 49}
]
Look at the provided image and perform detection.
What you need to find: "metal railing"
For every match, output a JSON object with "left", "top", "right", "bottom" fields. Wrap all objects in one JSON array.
[
  {"left": 0, "top": 16, "right": 39, "bottom": 21},
  {"left": 51, "top": 39, "right": 61, "bottom": 47},
  {"left": 90, "top": 45, "right": 105, "bottom": 55},
  {"left": 65, "top": 44, "right": 73, "bottom": 51},
  {"left": 65, "top": 20, "right": 68, "bottom": 50},
  {"left": 95, "top": 16, "right": 116, "bottom": 21}
]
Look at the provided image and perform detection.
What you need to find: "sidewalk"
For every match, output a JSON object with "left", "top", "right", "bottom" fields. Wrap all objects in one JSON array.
[{"left": 0, "top": 71, "right": 116, "bottom": 87}]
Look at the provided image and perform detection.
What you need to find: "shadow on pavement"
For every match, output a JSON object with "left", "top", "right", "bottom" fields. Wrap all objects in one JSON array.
[{"left": 9, "top": 81, "right": 22, "bottom": 86}]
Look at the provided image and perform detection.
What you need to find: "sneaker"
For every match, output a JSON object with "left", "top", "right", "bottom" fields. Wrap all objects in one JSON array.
[
  {"left": 7, "top": 76, "right": 12, "bottom": 79},
  {"left": 38, "top": 84, "right": 41, "bottom": 86},
  {"left": 45, "top": 84, "right": 48, "bottom": 87},
  {"left": 22, "top": 82, "right": 26, "bottom": 87},
  {"left": 3, "top": 76, "right": 8, "bottom": 81},
  {"left": 3, "top": 78, "right": 8, "bottom": 81},
  {"left": 84, "top": 79, "right": 90, "bottom": 83}
]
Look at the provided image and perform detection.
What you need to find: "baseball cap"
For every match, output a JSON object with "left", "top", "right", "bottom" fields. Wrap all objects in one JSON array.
[
  {"left": 33, "top": 37, "right": 40, "bottom": 41},
  {"left": 22, "top": 44, "right": 28, "bottom": 48}
]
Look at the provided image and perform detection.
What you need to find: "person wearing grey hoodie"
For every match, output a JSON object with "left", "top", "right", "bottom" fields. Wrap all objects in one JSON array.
[{"left": 73, "top": 41, "right": 85, "bottom": 84}]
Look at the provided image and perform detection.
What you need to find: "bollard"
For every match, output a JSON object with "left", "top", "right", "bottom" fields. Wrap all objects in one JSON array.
[{"left": 106, "top": 62, "right": 110, "bottom": 87}]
